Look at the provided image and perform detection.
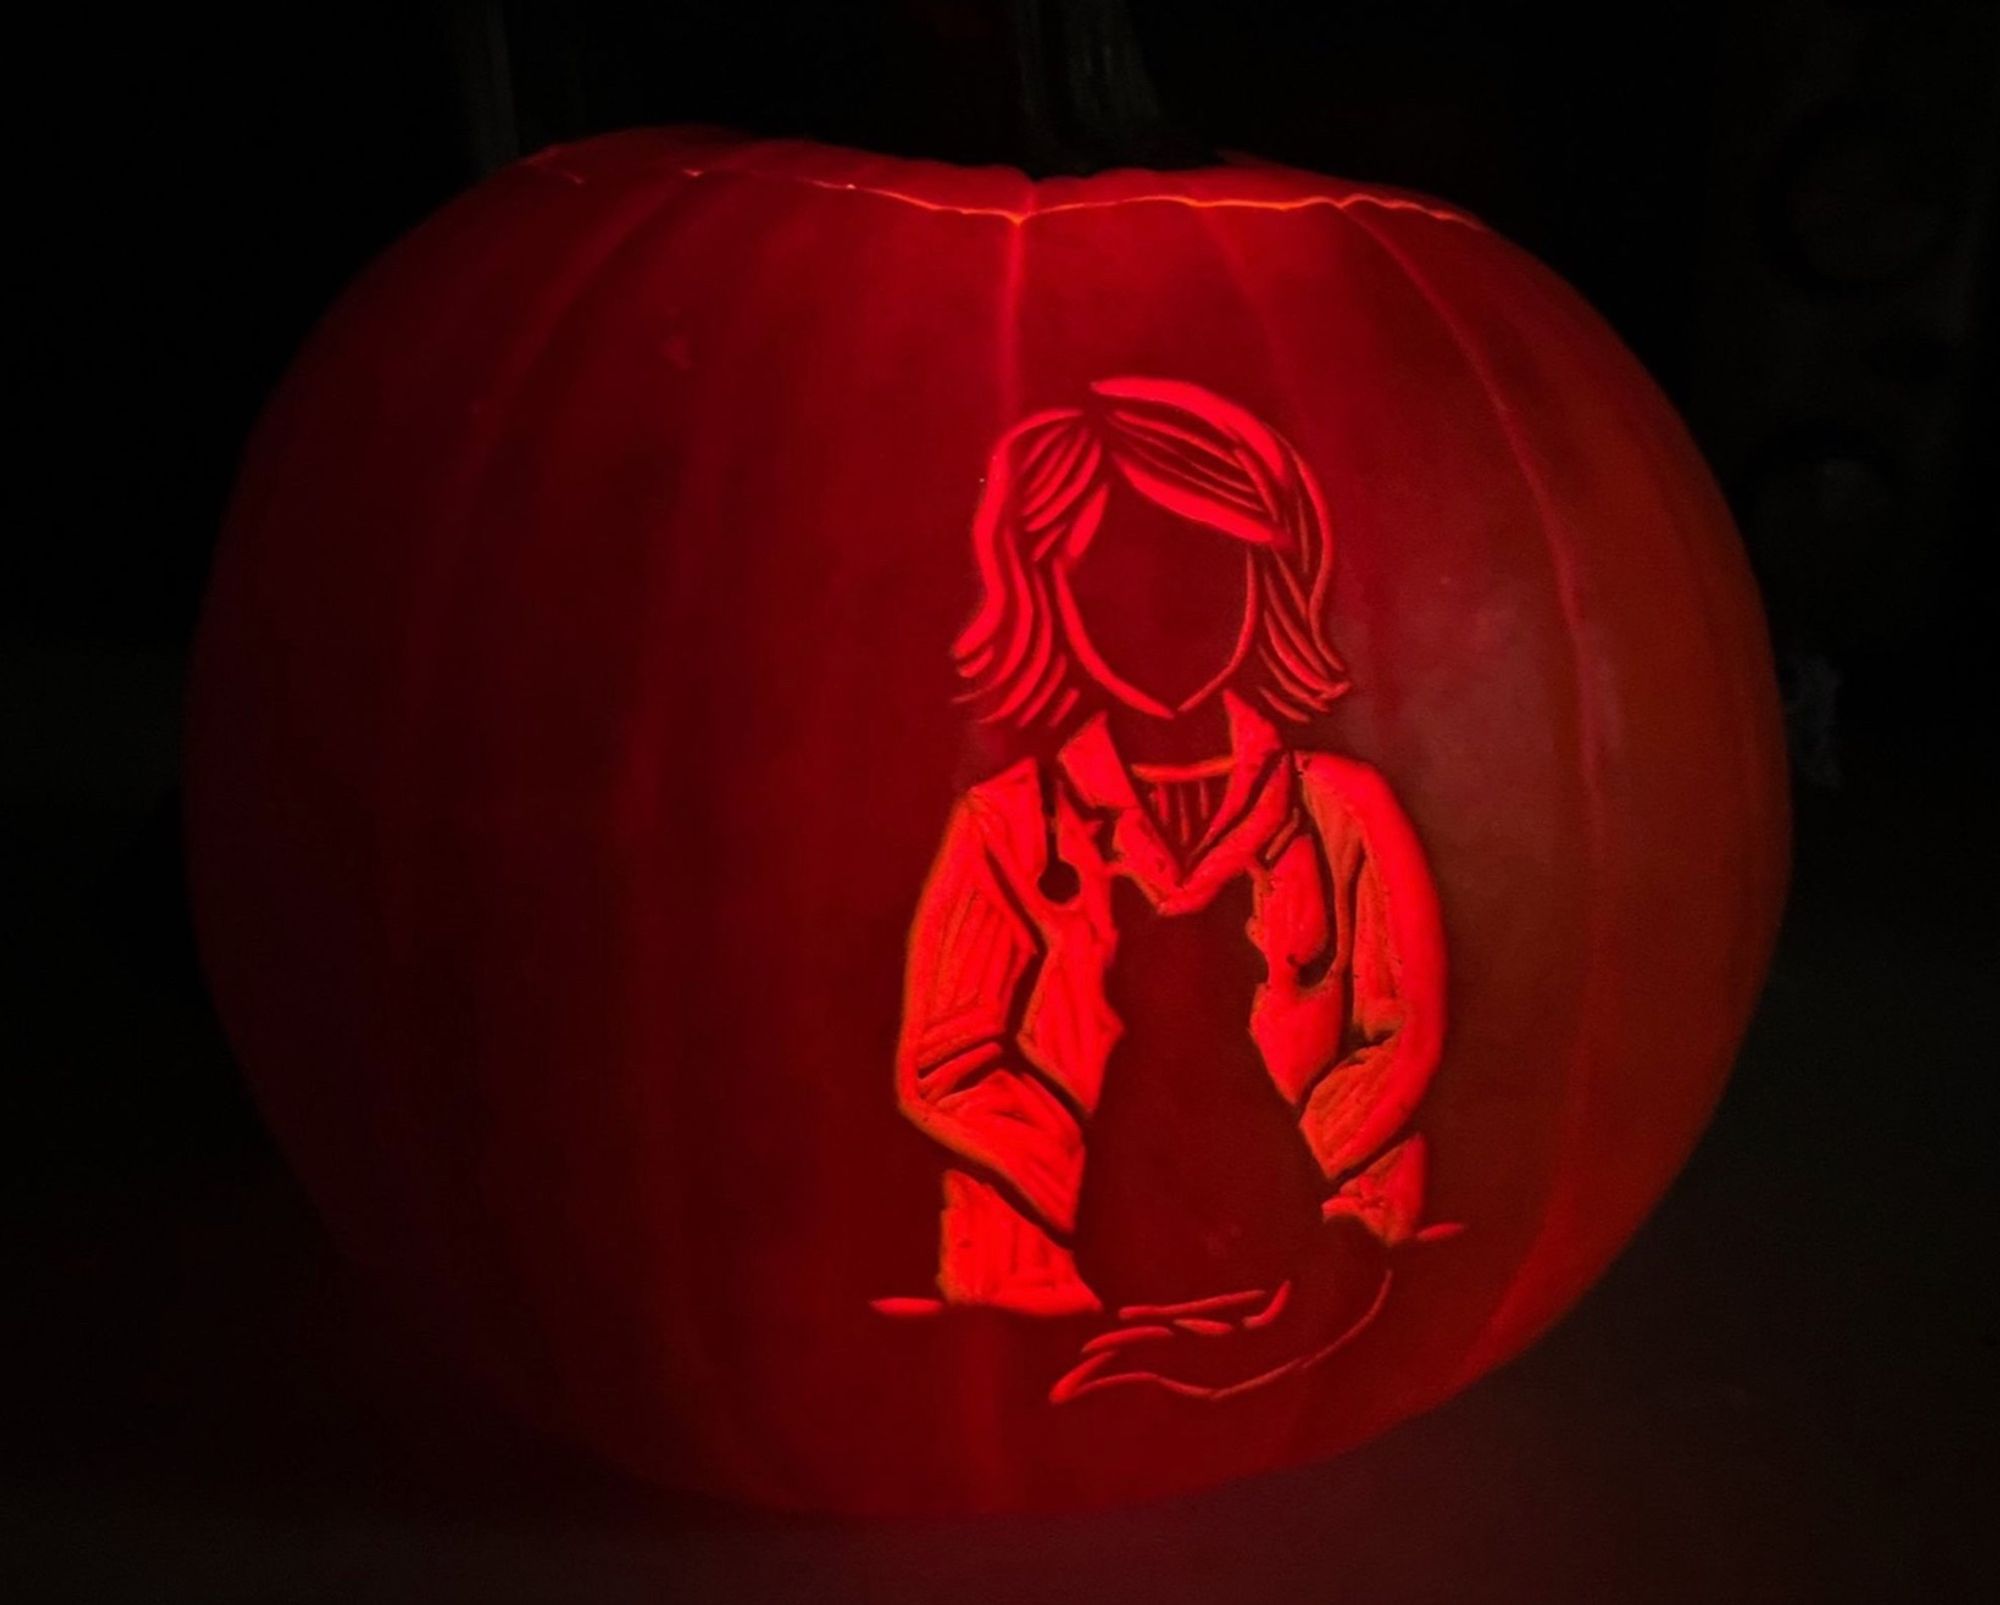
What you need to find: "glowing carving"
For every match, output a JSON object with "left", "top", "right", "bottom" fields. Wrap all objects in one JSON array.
[{"left": 878, "top": 379, "right": 1450, "bottom": 1403}]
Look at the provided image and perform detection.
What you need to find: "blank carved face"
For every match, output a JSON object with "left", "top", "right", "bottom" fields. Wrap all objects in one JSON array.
[{"left": 1064, "top": 471, "right": 1253, "bottom": 715}]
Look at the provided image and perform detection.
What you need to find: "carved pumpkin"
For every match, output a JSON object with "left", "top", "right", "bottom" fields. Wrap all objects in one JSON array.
[{"left": 187, "top": 128, "right": 1788, "bottom": 1513}]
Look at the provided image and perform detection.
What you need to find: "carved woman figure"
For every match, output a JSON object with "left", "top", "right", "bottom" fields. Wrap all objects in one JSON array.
[{"left": 880, "top": 377, "right": 1450, "bottom": 1401}]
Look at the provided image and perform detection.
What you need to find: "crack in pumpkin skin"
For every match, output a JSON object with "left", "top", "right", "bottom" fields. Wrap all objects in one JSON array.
[
  {"left": 524, "top": 138, "right": 1486, "bottom": 231},
  {"left": 686, "top": 171, "right": 1485, "bottom": 229}
]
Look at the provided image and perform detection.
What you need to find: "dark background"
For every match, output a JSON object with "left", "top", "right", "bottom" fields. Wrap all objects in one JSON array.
[{"left": 5, "top": 2, "right": 1995, "bottom": 1598}]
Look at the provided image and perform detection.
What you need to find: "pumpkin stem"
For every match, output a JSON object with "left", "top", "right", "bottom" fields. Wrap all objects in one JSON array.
[{"left": 1008, "top": 0, "right": 1210, "bottom": 175}]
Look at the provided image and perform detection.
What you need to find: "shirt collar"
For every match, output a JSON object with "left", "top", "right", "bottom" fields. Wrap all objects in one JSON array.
[{"left": 1057, "top": 690, "right": 1283, "bottom": 809}]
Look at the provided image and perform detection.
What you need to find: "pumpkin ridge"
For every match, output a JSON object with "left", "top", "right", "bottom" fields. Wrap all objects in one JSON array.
[
  {"left": 1494, "top": 242, "right": 1791, "bottom": 1204},
  {"left": 1332, "top": 202, "right": 1615, "bottom": 1385},
  {"left": 1184, "top": 192, "right": 1377, "bottom": 1481}
]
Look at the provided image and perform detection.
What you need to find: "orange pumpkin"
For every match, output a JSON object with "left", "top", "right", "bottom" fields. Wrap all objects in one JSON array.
[{"left": 187, "top": 128, "right": 1788, "bottom": 1512}]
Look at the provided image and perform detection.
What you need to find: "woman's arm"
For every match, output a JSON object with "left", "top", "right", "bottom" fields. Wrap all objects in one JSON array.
[
  {"left": 896, "top": 794, "right": 1085, "bottom": 1234},
  {"left": 1266, "top": 754, "right": 1449, "bottom": 1241}
]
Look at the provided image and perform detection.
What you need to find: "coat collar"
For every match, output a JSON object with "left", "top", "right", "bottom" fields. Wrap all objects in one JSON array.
[{"left": 1055, "top": 692, "right": 1293, "bottom": 907}]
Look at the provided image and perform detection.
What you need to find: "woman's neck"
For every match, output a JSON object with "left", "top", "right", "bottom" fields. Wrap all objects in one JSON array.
[{"left": 1106, "top": 696, "right": 1231, "bottom": 768}]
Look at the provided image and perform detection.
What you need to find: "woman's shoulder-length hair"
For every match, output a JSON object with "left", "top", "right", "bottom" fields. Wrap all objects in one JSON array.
[{"left": 952, "top": 376, "right": 1351, "bottom": 730}]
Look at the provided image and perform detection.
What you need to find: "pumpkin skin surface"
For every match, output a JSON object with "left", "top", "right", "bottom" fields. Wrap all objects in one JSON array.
[{"left": 186, "top": 127, "right": 1789, "bottom": 1514}]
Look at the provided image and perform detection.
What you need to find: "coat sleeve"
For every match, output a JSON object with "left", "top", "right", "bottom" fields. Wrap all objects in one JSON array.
[
  {"left": 893, "top": 794, "right": 1087, "bottom": 1240},
  {"left": 1266, "top": 755, "right": 1448, "bottom": 1242}
]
